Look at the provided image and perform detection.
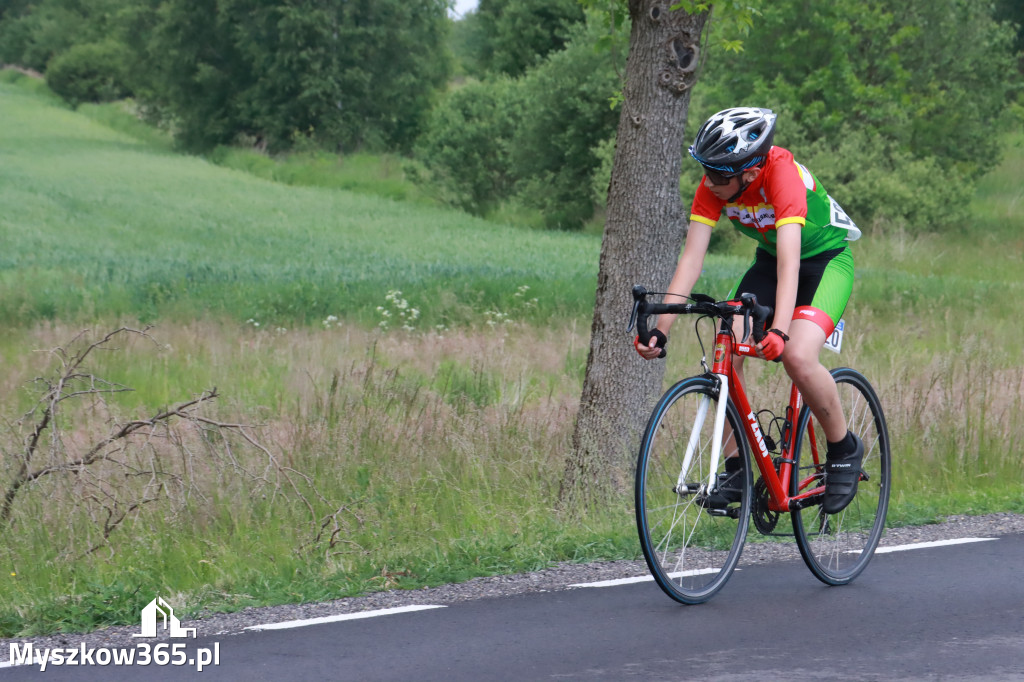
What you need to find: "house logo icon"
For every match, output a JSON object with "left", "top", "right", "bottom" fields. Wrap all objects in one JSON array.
[{"left": 133, "top": 597, "right": 196, "bottom": 639}]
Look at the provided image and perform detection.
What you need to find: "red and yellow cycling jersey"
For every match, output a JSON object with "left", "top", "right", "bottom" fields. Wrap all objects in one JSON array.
[{"left": 690, "top": 146, "right": 859, "bottom": 258}]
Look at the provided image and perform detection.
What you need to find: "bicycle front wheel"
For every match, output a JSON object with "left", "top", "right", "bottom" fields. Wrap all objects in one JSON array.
[
  {"left": 791, "top": 367, "right": 891, "bottom": 585},
  {"left": 635, "top": 376, "right": 751, "bottom": 604}
]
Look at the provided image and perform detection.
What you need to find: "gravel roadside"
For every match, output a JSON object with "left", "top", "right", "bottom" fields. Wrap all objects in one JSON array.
[{"left": 3, "top": 512, "right": 1023, "bottom": 660}]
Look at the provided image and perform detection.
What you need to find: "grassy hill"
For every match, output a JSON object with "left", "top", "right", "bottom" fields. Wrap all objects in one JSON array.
[
  {"left": 0, "top": 72, "right": 1020, "bottom": 637},
  {"left": 1, "top": 77, "right": 601, "bottom": 329}
]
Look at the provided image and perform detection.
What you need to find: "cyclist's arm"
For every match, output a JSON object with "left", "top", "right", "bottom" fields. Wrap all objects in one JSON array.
[
  {"left": 771, "top": 222, "right": 801, "bottom": 336},
  {"left": 652, "top": 220, "right": 713, "bottom": 337}
]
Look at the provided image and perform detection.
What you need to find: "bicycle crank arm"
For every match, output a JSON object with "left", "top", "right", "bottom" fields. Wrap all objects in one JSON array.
[{"left": 788, "top": 492, "right": 825, "bottom": 511}]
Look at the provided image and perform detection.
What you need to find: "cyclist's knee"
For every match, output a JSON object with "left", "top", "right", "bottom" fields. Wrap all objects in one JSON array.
[
  {"left": 782, "top": 349, "right": 812, "bottom": 381},
  {"left": 781, "top": 325, "right": 826, "bottom": 377},
  {"left": 783, "top": 336, "right": 817, "bottom": 364}
]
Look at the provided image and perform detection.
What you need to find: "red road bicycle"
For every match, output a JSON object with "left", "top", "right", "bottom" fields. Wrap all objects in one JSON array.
[{"left": 628, "top": 286, "right": 891, "bottom": 604}]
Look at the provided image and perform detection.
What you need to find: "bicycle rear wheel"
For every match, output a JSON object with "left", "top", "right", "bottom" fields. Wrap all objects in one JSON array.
[
  {"left": 635, "top": 376, "right": 751, "bottom": 604},
  {"left": 791, "top": 367, "right": 891, "bottom": 585}
]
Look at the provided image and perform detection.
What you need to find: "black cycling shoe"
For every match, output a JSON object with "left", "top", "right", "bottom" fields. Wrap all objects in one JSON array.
[
  {"left": 822, "top": 433, "right": 864, "bottom": 514},
  {"left": 701, "top": 465, "right": 744, "bottom": 510}
]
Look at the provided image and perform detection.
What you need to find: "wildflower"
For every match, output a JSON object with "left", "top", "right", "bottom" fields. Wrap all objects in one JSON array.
[
  {"left": 484, "top": 310, "right": 510, "bottom": 328},
  {"left": 378, "top": 290, "right": 418, "bottom": 332}
]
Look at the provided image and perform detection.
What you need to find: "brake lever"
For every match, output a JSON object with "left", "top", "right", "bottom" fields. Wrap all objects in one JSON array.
[
  {"left": 739, "top": 293, "right": 758, "bottom": 343},
  {"left": 627, "top": 285, "right": 647, "bottom": 333}
]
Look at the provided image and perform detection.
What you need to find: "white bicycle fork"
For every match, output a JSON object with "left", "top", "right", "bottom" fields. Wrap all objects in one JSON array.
[{"left": 676, "top": 375, "right": 730, "bottom": 495}]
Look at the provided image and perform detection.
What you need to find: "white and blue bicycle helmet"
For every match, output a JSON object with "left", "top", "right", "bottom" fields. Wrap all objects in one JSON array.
[{"left": 688, "top": 107, "right": 777, "bottom": 176}]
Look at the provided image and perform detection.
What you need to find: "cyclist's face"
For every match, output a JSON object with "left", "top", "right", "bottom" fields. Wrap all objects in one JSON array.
[
  {"left": 703, "top": 167, "right": 760, "bottom": 200},
  {"left": 703, "top": 172, "right": 740, "bottom": 199}
]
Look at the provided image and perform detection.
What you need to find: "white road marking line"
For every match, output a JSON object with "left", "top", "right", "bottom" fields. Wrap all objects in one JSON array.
[
  {"left": 245, "top": 605, "right": 446, "bottom": 631},
  {"left": 573, "top": 538, "right": 1001, "bottom": 588},
  {"left": 868, "top": 537, "right": 997, "bottom": 554},
  {"left": 569, "top": 575, "right": 654, "bottom": 588},
  {"left": 0, "top": 536, "right": 1006, "bottom": 659},
  {"left": 570, "top": 567, "right": 724, "bottom": 589}
]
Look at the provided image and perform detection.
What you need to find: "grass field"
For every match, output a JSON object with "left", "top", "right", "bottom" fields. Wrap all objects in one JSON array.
[
  {"left": 0, "top": 72, "right": 1021, "bottom": 636},
  {"left": 0, "top": 76, "right": 601, "bottom": 331}
]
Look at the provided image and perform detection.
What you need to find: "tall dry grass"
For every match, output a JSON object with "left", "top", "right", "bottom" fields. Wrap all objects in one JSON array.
[{"left": 3, "top": 309, "right": 1020, "bottom": 635}]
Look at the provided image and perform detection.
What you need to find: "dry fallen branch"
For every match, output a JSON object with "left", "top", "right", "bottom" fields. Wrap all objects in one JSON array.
[
  {"left": 302, "top": 502, "right": 368, "bottom": 560},
  {"left": 0, "top": 327, "right": 330, "bottom": 557}
]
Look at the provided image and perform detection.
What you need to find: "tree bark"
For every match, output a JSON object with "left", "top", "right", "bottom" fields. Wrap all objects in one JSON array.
[{"left": 561, "top": 0, "right": 707, "bottom": 509}]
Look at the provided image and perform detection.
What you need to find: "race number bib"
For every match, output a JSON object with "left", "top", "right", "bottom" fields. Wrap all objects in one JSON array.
[
  {"left": 828, "top": 195, "right": 861, "bottom": 241},
  {"left": 823, "top": 319, "right": 845, "bottom": 354}
]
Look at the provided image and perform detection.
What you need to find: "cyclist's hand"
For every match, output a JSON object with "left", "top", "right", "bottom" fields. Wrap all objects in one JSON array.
[
  {"left": 634, "top": 329, "right": 667, "bottom": 360},
  {"left": 756, "top": 329, "right": 788, "bottom": 361}
]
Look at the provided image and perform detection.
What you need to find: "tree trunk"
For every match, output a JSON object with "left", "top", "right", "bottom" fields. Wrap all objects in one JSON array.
[{"left": 561, "top": 0, "right": 708, "bottom": 509}]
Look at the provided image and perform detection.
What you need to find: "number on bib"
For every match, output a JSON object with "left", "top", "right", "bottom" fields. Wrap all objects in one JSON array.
[
  {"left": 828, "top": 195, "right": 862, "bottom": 241},
  {"left": 823, "top": 319, "right": 845, "bottom": 354}
]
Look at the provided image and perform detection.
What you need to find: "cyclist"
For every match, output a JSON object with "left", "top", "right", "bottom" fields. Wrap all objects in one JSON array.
[{"left": 635, "top": 107, "right": 863, "bottom": 514}]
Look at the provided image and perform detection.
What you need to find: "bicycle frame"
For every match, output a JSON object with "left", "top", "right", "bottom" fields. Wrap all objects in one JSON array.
[{"left": 703, "top": 322, "right": 826, "bottom": 513}]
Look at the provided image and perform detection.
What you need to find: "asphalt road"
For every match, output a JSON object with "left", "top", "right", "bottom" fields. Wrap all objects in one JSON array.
[{"left": 4, "top": 534, "right": 1024, "bottom": 681}]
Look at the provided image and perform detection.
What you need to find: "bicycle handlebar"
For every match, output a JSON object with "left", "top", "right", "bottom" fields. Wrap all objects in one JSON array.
[{"left": 627, "top": 285, "right": 773, "bottom": 359}]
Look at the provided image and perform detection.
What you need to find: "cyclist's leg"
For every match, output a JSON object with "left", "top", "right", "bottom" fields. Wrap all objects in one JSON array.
[
  {"left": 723, "top": 252, "right": 776, "bottom": 466},
  {"left": 791, "top": 368, "right": 891, "bottom": 585},
  {"left": 782, "top": 246, "right": 862, "bottom": 512},
  {"left": 783, "top": 319, "right": 847, "bottom": 442},
  {"left": 781, "top": 245, "right": 853, "bottom": 442},
  {"left": 710, "top": 250, "right": 781, "bottom": 506},
  {"left": 727, "top": 248, "right": 774, "bottom": 408}
]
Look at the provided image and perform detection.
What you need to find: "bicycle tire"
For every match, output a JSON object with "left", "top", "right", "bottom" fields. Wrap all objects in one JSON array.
[
  {"left": 791, "top": 367, "right": 891, "bottom": 585},
  {"left": 635, "top": 376, "right": 752, "bottom": 604}
]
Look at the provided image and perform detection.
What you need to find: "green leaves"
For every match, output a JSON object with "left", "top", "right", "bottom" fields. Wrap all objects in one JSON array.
[
  {"left": 415, "top": 19, "right": 623, "bottom": 228},
  {"left": 45, "top": 41, "right": 132, "bottom": 106},
  {"left": 473, "top": 0, "right": 585, "bottom": 78},
  {"left": 1, "top": 0, "right": 453, "bottom": 153},
  {"left": 694, "top": 0, "right": 1020, "bottom": 231}
]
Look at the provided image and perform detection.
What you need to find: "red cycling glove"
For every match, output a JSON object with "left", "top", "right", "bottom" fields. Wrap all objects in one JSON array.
[{"left": 758, "top": 329, "right": 788, "bottom": 361}]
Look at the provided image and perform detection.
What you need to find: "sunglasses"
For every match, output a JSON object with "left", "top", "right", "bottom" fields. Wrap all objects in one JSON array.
[{"left": 703, "top": 166, "right": 739, "bottom": 186}]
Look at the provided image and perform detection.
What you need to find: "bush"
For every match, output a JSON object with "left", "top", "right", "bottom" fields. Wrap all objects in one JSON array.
[
  {"left": 414, "top": 78, "right": 524, "bottom": 213},
  {"left": 415, "top": 16, "right": 624, "bottom": 229},
  {"left": 510, "top": 21, "right": 621, "bottom": 229},
  {"left": 473, "top": 0, "right": 586, "bottom": 78},
  {"left": 789, "top": 125, "right": 974, "bottom": 233},
  {"left": 693, "top": 0, "right": 1019, "bottom": 231},
  {"left": 45, "top": 41, "right": 131, "bottom": 107}
]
